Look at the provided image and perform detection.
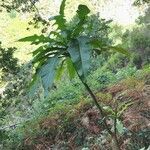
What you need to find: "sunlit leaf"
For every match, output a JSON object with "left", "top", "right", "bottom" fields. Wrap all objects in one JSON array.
[
  {"left": 59, "top": 0, "right": 66, "bottom": 16},
  {"left": 32, "top": 47, "right": 65, "bottom": 64},
  {"left": 18, "top": 34, "right": 54, "bottom": 45},
  {"left": 66, "top": 57, "right": 76, "bottom": 79},
  {"left": 32, "top": 45, "right": 48, "bottom": 56},
  {"left": 103, "top": 106, "right": 115, "bottom": 116},
  {"left": 53, "top": 15, "right": 66, "bottom": 30},
  {"left": 117, "top": 101, "right": 134, "bottom": 117}
]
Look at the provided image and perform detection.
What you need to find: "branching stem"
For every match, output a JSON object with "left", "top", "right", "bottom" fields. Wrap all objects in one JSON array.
[{"left": 77, "top": 74, "right": 120, "bottom": 150}]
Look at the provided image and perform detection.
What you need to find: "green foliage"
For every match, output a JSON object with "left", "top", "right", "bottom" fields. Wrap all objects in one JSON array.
[
  {"left": 131, "top": 53, "right": 143, "bottom": 69},
  {"left": 19, "top": 2, "right": 128, "bottom": 96},
  {"left": 137, "top": 7, "right": 150, "bottom": 26},
  {"left": 2, "top": 63, "right": 33, "bottom": 98},
  {"left": 0, "top": 63, "right": 34, "bottom": 121},
  {"left": 0, "top": 0, "right": 149, "bottom": 149},
  {"left": 0, "top": 0, "right": 39, "bottom": 12},
  {"left": 96, "top": 71, "right": 116, "bottom": 87},
  {"left": 133, "top": 0, "right": 150, "bottom": 6},
  {"left": 127, "top": 129, "right": 150, "bottom": 150},
  {"left": 122, "top": 8, "right": 150, "bottom": 65},
  {"left": 68, "top": 36, "right": 91, "bottom": 79},
  {"left": 1, "top": 63, "right": 147, "bottom": 149},
  {"left": 0, "top": 42, "right": 20, "bottom": 80},
  {"left": 116, "top": 66, "right": 137, "bottom": 80},
  {"left": 116, "top": 119, "right": 124, "bottom": 134}
]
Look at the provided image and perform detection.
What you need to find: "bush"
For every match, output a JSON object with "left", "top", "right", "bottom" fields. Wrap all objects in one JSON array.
[
  {"left": 116, "top": 66, "right": 137, "bottom": 81},
  {"left": 122, "top": 7, "right": 150, "bottom": 65},
  {"left": 0, "top": 42, "right": 20, "bottom": 81},
  {"left": 131, "top": 53, "right": 143, "bottom": 69}
]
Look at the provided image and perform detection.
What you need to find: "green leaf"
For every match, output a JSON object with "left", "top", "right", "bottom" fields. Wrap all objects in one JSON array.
[
  {"left": 103, "top": 106, "right": 115, "bottom": 116},
  {"left": 32, "top": 45, "right": 48, "bottom": 56},
  {"left": 55, "top": 60, "right": 65, "bottom": 81},
  {"left": 32, "top": 46, "right": 65, "bottom": 64},
  {"left": 71, "top": 5, "right": 90, "bottom": 37},
  {"left": 67, "top": 36, "right": 91, "bottom": 79},
  {"left": 59, "top": 0, "right": 66, "bottom": 16},
  {"left": 28, "top": 74, "right": 41, "bottom": 98},
  {"left": 77, "top": 5, "right": 90, "bottom": 20},
  {"left": 66, "top": 57, "right": 76, "bottom": 79},
  {"left": 117, "top": 101, "right": 134, "bottom": 117},
  {"left": 38, "top": 56, "right": 59, "bottom": 96},
  {"left": 71, "top": 19, "right": 85, "bottom": 38},
  {"left": 77, "top": 36, "right": 91, "bottom": 76},
  {"left": 50, "top": 31, "right": 65, "bottom": 41},
  {"left": 53, "top": 15, "right": 66, "bottom": 30},
  {"left": 89, "top": 39, "right": 106, "bottom": 48},
  {"left": 116, "top": 119, "right": 124, "bottom": 134},
  {"left": 110, "top": 46, "right": 130, "bottom": 56},
  {"left": 18, "top": 34, "right": 54, "bottom": 45}
]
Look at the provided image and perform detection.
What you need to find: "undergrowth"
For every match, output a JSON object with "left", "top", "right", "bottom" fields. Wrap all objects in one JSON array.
[{"left": 1, "top": 64, "right": 150, "bottom": 149}]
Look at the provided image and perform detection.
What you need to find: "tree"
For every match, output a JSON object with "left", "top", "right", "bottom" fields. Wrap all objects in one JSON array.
[
  {"left": 133, "top": 0, "right": 150, "bottom": 6},
  {"left": 0, "top": 0, "right": 39, "bottom": 12},
  {"left": 19, "top": 0, "right": 129, "bottom": 149}
]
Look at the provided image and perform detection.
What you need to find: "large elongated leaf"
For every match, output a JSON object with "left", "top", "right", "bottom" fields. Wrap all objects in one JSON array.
[
  {"left": 53, "top": 15, "right": 66, "bottom": 30},
  {"left": 71, "top": 19, "right": 85, "bottom": 38},
  {"left": 55, "top": 60, "right": 65, "bottom": 81},
  {"left": 77, "top": 36, "right": 91, "bottom": 76},
  {"left": 67, "top": 36, "right": 91, "bottom": 79},
  {"left": 89, "top": 39, "right": 106, "bottom": 48},
  {"left": 50, "top": 31, "right": 65, "bottom": 42},
  {"left": 32, "top": 45, "right": 48, "bottom": 56},
  {"left": 32, "top": 46, "right": 66, "bottom": 64},
  {"left": 89, "top": 39, "right": 130, "bottom": 56},
  {"left": 59, "top": 0, "right": 66, "bottom": 16},
  {"left": 38, "top": 56, "right": 59, "bottom": 96},
  {"left": 117, "top": 101, "right": 134, "bottom": 117},
  {"left": 52, "top": 0, "right": 67, "bottom": 30},
  {"left": 28, "top": 74, "right": 41, "bottom": 98},
  {"left": 18, "top": 34, "right": 55, "bottom": 45},
  {"left": 110, "top": 46, "right": 130, "bottom": 56},
  {"left": 66, "top": 57, "right": 76, "bottom": 79}
]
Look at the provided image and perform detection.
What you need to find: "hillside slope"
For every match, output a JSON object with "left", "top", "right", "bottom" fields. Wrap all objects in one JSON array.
[{"left": 8, "top": 70, "right": 149, "bottom": 150}]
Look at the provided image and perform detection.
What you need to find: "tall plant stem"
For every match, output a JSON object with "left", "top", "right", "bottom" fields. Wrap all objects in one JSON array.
[{"left": 78, "top": 75, "right": 120, "bottom": 150}]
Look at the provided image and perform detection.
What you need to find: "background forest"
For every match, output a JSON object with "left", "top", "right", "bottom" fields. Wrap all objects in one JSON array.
[{"left": 0, "top": 0, "right": 150, "bottom": 150}]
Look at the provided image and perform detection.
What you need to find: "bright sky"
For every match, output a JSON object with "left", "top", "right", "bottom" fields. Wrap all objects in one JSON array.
[
  {"left": 36, "top": 0, "right": 143, "bottom": 25},
  {"left": 38, "top": 0, "right": 143, "bottom": 26},
  {"left": 96, "top": 0, "right": 140, "bottom": 25}
]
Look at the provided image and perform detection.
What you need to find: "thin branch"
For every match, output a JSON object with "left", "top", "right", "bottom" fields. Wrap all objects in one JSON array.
[{"left": 77, "top": 73, "right": 112, "bottom": 135}]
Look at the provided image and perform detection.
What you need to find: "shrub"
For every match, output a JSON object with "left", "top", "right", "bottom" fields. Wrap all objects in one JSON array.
[
  {"left": 131, "top": 53, "right": 143, "bottom": 69},
  {"left": 116, "top": 66, "right": 137, "bottom": 81},
  {"left": 122, "top": 7, "right": 150, "bottom": 65},
  {"left": 0, "top": 42, "right": 20, "bottom": 81}
]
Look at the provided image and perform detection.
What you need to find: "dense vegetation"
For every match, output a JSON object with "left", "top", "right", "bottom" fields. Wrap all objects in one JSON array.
[{"left": 0, "top": 0, "right": 150, "bottom": 150}]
